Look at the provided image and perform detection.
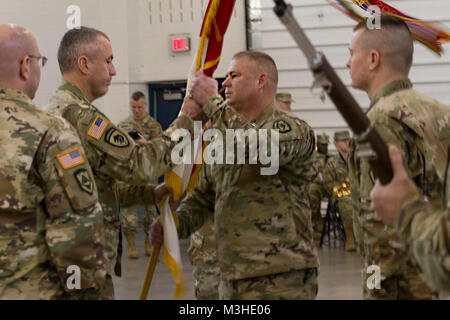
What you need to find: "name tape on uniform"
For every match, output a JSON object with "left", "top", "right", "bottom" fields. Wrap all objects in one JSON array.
[
  {"left": 88, "top": 115, "right": 109, "bottom": 140},
  {"left": 57, "top": 148, "right": 85, "bottom": 170}
]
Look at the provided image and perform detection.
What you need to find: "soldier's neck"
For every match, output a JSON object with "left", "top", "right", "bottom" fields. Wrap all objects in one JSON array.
[
  {"left": 367, "top": 73, "right": 408, "bottom": 102},
  {"left": 62, "top": 74, "right": 96, "bottom": 103}
]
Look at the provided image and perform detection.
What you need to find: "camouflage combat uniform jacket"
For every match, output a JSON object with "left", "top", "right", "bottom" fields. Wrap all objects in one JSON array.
[
  {"left": 178, "top": 152, "right": 220, "bottom": 299},
  {"left": 396, "top": 168, "right": 450, "bottom": 294},
  {"left": 177, "top": 97, "right": 319, "bottom": 281},
  {"left": 349, "top": 79, "right": 449, "bottom": 299},
  {"left": 322, "top": 153, "right": 350, "bottom": 199},
  {"left": 48, "top": 81, "right": 194, "bottom": 276},
  {"left": 118, "top": 114, "right": 163, "bottom": 142},
  {"left": 0, "top": 89, "right": 106, "bottom": 299}
]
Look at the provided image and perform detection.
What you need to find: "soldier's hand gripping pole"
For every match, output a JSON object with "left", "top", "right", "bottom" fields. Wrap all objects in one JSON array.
[{"left": 273, "top": 0, "right": 393, "bottom": 184}]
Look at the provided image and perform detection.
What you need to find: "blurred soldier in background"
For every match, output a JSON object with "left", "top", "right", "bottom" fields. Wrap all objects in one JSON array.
[
  {"left": 308, "top": 134, "right": 331, "bottom": 239},
  {"left": 323, "top": 130, "right": 355, "bottom": 252},
  {"left": 118, "top": 91, "right": 163, "bottom": 259},
  {"left": 275, "top": 92, "right": 294, "bottom": 112}
]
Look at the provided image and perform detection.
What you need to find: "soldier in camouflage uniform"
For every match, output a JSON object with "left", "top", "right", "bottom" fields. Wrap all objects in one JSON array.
[
  {"left": 371, "top": 147, "right": 450, "bottom": 295},
  {"left": 47, "top": 27, "right": 202, "bottom": 299},
  {"left": 152, "top": 51, "right": 319, "bottom": 299},
  {"left": 118, "top": 91, "right": 163, "bottom": 259},
  {"left": 173, "top": 165, "right": 220, "bottom": 299},
  {"left": 275, "top": 92, "right": 294, "bottom": 113},
  {"left": 308, "top": 134, "right": 330, "bottom": 239},
  {"left": 347, "top": 15, "right": 448, "bottom": 299},
  {"left": 322, "top": 130, "right": 356, "bottom": 252},
  {"left": 0, "top": 24, "right": 106, "bottom": 299}
]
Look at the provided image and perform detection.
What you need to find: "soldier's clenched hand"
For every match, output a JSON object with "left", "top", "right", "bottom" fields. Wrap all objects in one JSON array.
[
  {"left": 190, "top": 71, "right": 219, "bottom": 106},
  {"left": 154, "top": 183, "right": 173, "bottom": 204}
]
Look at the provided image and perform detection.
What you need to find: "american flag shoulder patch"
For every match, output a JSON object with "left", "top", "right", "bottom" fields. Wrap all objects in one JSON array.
[
  {"left": 57, "top": 148, "right": 85, "bottom": 170},
  {"left": 88, "top": 115, "right": 109, "bottom": 140}
]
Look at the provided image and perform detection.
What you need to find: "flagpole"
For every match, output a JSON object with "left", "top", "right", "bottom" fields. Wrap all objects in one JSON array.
[
  {"left": 138, "top": 0, "right": 236, "bottom": 299},
  {"left": 139, "top": 244, "right": 161, "bottom": 300}
]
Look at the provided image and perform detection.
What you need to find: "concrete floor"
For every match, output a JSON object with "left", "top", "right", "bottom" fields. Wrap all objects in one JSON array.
[{"left": 113, "top": 231, "right": 364, "bottom": 300}]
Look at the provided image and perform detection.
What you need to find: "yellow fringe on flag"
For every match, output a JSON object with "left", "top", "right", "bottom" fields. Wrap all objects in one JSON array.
[{"left": 196, "top": 0, "right": 222, "bottom": 71}]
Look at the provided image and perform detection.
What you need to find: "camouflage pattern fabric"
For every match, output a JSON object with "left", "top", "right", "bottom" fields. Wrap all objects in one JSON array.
[
  {"left": 118, "top": 114, "right": 163, "bottom": 237},
  {"left": 349, "top": 79, "right": 449, "bottom": 299},
  {"left": 219, "top": 268, "right": 318, "bottom": 300},
  {"left": 322, "top": 154, "right": 353, "bottom": 239},
  {"left": 308, "top": 151, "right": 330, "bottom": 228},
  {"left": 177, "top": 97, "right": 319, "bottom": 299},
  {"left": 0, "top": 88, "right": 106, "bottom": 299},
  {"left": 47, "top": 81, "right": 194, "bottom": 283},
  {"left": 395, "top": 151, "right": 450, "bottom": 294},
  {"left": 178, "top": 162, "right": 220, "bottom": 300}
]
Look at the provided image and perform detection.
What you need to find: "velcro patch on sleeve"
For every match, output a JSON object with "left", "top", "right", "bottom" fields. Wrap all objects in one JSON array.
[
  {"left": 74, "top": 168, "right": 94, "bottom": 195},
  {"left": 57, "top": 148, "right": 85, "bottom": 169},
  {"left": 88, "top": 115, "right": 109, "bottom": 140},
  {"left": 273, "top": 120, "right": 291, "bottom": 133}
]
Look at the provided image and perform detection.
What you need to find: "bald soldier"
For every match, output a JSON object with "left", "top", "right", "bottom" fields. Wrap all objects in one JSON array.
[
  {"left": 118, "top": 91, "right": 163, "bottom": 259},
  {"left": 47, "top": 26, "right": 204, "bottom": 299},
  {"left": 275, "top": 92, "right": 294, "bottom": 112},
  {"left": 371, "top": 147, "right": 450, "bottom": 295},
  {"left": 322, "top": 130, "right": 356, "bottom": 252},
  {"left": 0, "top": 24, "right": 106, "bottom": 299},
  {"left": 308, "top": 134, "right": 330, "bottom": 238},
  {"left": 152, "top": 51, "right": 319, "bottom": 299},
  {"left": 347, "top": 15, "right": 449, "bottom": 299}
]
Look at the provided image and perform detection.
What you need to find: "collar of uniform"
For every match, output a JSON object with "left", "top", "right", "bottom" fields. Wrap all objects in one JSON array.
[
  {"left": 134, "top": 113, "right": 150, "bottom": 125},
  {"left": 369, "top": 79, "right": 413, "bottom": 111},
  {"left": 251, "top": 101, "right": 276, "bottom": 128},
  {"left": 0, "top": 88, "right": 33, "bottom": 105},
  {"left": 58, "top": 81, "right": 92, "bottom": 107}
]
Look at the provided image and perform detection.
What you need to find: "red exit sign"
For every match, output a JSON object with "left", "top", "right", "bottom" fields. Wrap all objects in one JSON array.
[{"left": 170, "top": 35, "right": 190, "bottom": 54}]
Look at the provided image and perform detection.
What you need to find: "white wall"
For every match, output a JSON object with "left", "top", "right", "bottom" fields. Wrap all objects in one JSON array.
[
  {"left": 248, "top": 0, "right": 450, "bottom": 151},
  {"left": 128, "top": 0, "right": 247, "bottom": 82},
  {"left": 0, "top": 0, "right": 247, "bottom": 124}
]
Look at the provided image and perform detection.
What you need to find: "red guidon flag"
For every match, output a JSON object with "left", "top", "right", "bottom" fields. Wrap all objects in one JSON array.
[{"left": 160, "top": 0, "right": 236, "bottom": 299}]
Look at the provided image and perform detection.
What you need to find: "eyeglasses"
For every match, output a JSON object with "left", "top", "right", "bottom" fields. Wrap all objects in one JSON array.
[{"left": 28, "top": 55, "right": 48, "bottom": 67}]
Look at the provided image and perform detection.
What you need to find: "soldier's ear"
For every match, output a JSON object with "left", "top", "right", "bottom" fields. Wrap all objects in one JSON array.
[
  {"left": 19, "top": 56, "right": 31, "bottom": 81},
  {"left": 368, "top": 49, "right": 381, "bottom": 71},
  {"left": 257, "top": 72, "right": 268, "bottom": 90},
  {"left": 77, "top": 55, "right": 90, "bottom": 75}
]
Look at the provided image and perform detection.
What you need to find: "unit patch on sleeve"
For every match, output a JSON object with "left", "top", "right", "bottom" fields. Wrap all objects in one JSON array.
[
  {"left": 74, "top": 168, "right": 94, "bottom": 195},
  {"left": 104, "top": 128, "right": 130, "bottom": 148},
  {"left": 88, "top": 115, "right": 109, "bottom": 140},
  {"left": 273, "top": 120, "right": 291, "bottom": 133},
  {"left": 57, "top": 148, "right": 85, "bottom": 169}
]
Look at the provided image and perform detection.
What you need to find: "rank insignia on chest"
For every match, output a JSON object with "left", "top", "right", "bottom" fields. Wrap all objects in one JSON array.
[
  {"left": 105, "top": 128, "right": 130, "bottom": 148},
  {"left": 273, "top": 120, "right": 291, "bottom": 133},
  {"left": 74, "top": 168, "right": 94, "bottom": 195},
  {"left": 88, "top": 115, "right": 109, "bottom": 140},
  {"left": 57, "top": 148, "right": 85, "bottom": 169}
]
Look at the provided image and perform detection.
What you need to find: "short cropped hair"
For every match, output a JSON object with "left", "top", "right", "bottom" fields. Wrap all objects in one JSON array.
[
  {"left": 232, "top": 50, "right": 278, "bottom": 89},
  {"left": 353, "top": 14, "right": 414, "bottom": 74},
  {"left": 131, "top": 91, "right": 146, "bottom": 101},
  {"left": 57, "top": 26, "right": 109, "bottom": 74}
]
